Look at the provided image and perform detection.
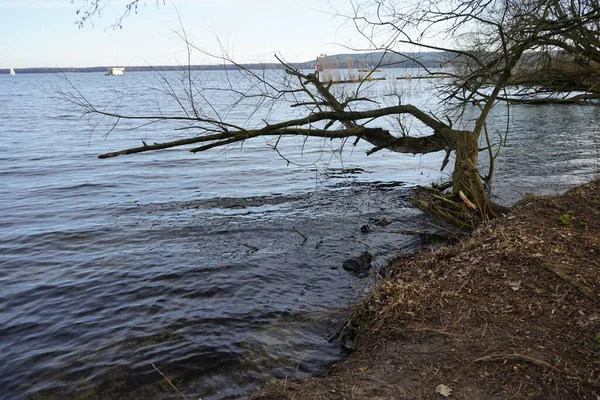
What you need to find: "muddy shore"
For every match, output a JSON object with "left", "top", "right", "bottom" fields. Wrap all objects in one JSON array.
[{"left": 253, "top": 179, "right": 600, "bottom": 399}]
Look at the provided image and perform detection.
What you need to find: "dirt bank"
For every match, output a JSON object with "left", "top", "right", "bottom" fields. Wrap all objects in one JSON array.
[{"left": 253, "top": 179, "right": 600, "bottom": 399}]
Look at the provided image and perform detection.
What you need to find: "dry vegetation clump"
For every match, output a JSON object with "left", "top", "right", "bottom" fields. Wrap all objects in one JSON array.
[
  {"left": 512, "top": 56, "right": 600, "bottom": 93},
  {"left": 253, "top": 179, "right": 600, "bottom": 399}
]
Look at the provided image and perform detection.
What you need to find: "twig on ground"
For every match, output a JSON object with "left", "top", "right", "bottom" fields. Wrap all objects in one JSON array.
[{"left": 386, "top": 230, "right": 463, "bottom": 241}]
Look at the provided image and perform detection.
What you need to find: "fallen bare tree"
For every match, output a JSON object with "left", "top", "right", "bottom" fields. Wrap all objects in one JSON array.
[
  {"left": 69, "top": 0, "right": 600, "bottom": 229},
  {"left": 66, "top": 52, "right": 502, "bottom": 229}
]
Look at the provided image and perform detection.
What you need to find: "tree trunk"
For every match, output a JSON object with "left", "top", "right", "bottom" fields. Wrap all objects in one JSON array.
[{"left": 451, "top": 131, "right": 495, "bottom": 219}]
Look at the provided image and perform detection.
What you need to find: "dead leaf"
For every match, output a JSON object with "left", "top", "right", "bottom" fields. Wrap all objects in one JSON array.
[{"left": 436, "top": 384, "right": 453, "bottom": 397}]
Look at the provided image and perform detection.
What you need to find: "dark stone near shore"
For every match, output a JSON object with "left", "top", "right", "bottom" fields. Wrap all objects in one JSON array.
[
  {"left": 360, "top": 224, "right": 372, "bottom": 233},
  {"left": 375, "top": 217, "right": 393, "bottom": 226},
  {"left": 342, "top": 251, "right": 373, "bottom": 275}
]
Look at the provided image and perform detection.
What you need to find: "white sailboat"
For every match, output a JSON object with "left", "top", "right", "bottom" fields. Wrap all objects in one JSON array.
[{"left": 9, "top": 68, "right": 16, "bottom": 75}]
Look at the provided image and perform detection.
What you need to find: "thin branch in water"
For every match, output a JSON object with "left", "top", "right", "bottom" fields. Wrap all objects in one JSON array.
[
  {"left": 293, "top": 226, "right": 308, "bottom": 243},
  {"left": 150, "top": 362, "right": 188, "bottom": 400}
]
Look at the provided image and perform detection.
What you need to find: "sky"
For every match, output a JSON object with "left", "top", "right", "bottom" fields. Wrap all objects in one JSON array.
[{"left": 0, "top": 0, "right": 363, "bottom": 69}]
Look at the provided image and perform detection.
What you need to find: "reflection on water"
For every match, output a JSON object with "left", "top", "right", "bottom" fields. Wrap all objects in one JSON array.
[{"left": 0, "top": 70, "right": 598, "bottom": 399}]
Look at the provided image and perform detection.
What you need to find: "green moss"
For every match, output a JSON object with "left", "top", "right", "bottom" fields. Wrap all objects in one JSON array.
[{"left": 556, "top": 213, "right": 573, "bottom": 226}]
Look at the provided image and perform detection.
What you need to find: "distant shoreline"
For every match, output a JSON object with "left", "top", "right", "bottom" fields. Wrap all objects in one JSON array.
[
  {"left": 1, "top": 51, "right": 448, "bottom": 74},
  {"left": 1, "top": 63, "right": 435, "bottom": 75},
  {"left": 1, "top": 64, "right": 289, "bottom": 75}
]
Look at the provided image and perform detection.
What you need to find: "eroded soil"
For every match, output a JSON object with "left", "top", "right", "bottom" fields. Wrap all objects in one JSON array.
[{"left": 253, "top": 179, "right": 600, "bottom": 399}]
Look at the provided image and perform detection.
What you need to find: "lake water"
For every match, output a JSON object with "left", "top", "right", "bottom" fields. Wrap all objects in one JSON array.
[{"left": 0, "top": 69, "right": 598, "bottom": 399}]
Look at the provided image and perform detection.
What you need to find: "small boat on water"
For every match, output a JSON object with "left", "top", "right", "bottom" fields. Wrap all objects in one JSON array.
[
  {"left": 106, "top": 67, "right": 125, "bottom": 76},
  {"left": 9, "top": 68, "right": 15, "bottom": 75}
]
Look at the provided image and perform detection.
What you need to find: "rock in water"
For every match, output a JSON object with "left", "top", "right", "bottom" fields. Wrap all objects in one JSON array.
[
  {"left": 375, "top": 217, "right": 393, "bottom": 226},
  {"left": 342, "top": 251, "right": 373, "bottom": 275}
]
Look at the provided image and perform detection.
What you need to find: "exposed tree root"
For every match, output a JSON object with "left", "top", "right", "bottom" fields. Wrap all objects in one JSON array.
[
  {"left": 543, "top": 264, "right": 598, "bottom": 303},
  {"left": 412, "top": 187, "right": 481, "bottom": 231},
  {"left": 474, "top": 354, "right": 554, "bottom": 369}
]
